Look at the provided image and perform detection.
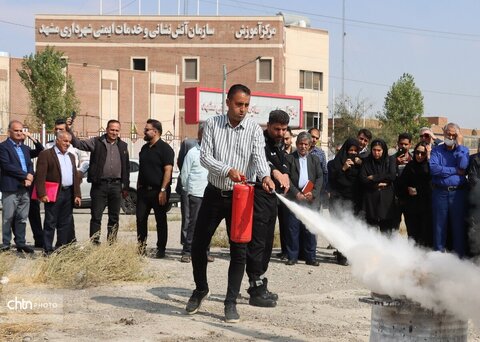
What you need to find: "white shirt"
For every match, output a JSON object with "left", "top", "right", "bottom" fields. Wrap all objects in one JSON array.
[
  {"left": 181, "top": 144, "right": 208, "bottom": 197},
  {"left": 200, "top": 114, "right": 270, "bottom": 191},
  {"left": 54, "top": 146, "right": 73, "bottom": 187}
]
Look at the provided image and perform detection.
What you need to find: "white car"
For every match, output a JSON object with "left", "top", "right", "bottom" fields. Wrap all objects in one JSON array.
[{"left": 80, "top": 158, "right": 180, "bottom": 214}]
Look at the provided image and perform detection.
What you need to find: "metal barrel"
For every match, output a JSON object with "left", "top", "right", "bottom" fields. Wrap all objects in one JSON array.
[{"left": 360, "top": 294, "right": 468, "bottom": 342}]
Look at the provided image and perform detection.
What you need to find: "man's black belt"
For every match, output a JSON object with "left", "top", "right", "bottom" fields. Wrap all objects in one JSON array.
[
  {"left": 61, "top": 186, "right": 72, "bottom": 190},
  {"left": 101, "top": 178, "right": 121, "bottom": 183},
  {"left": 432, "top": 184, "right": 466, "bottom": 192},
  {"left": 144, "top": 185, "right": 160, "bottom": 191},
  {"left": 207, "top": 183, "right": 233, "bottom": 197}
]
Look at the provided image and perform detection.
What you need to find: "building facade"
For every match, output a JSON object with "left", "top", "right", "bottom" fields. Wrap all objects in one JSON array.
[{"left": 0, "top": 14, "right": 329, "bottom": 154}]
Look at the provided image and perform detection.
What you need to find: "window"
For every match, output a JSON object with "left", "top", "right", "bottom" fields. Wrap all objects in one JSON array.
[
  {"left": 183, "top": 57, "right": 199, "bottom": 82},
  {"left": 299, "top": 70, "right": 323, "bottom": 91},
  {"left": 257, "top": 58, "right": 273, "bottom": 82},
  {"left": 132, "top": 57, "right": 147, "bottom": 71},
  {"left": 304, "top": 111, "right": 323, "bottom": 131}
]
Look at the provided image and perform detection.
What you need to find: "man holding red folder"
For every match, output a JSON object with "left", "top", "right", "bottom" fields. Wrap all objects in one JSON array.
[
  {"left": 285, "top": 131, "right": 323, "bottom": 266},
  {"left": 35, "top": 131, "right": 81, "bottom": 254}
]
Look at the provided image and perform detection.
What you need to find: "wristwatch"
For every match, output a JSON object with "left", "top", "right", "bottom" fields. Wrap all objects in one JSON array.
[{"left": 160, "top": 188, "right": 166, "bottom": 192}]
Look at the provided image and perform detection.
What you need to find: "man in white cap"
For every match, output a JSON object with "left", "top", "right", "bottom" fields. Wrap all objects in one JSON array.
[{"left": 419, "top": 127, "right": 442, "bottom": 160}]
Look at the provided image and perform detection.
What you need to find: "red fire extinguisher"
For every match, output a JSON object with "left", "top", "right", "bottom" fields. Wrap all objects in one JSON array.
[{"left": 230, "top": 178, "right": 254, "bottom": 243}]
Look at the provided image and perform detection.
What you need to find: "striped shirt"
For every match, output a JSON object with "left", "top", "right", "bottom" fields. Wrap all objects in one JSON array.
[{"left": 200, "top": 114, "right": 270, "bottom": 191}]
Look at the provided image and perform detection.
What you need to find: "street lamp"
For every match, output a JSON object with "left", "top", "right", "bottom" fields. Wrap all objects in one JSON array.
[
  {"left": 130, "top": 125, "right": 138, "bottom": 143},
  {"left": 164, "top": 130, "right": 173, "bottom": 143},
  {"left": 221, "top": 56, "right": 262, "bottom": 115}
]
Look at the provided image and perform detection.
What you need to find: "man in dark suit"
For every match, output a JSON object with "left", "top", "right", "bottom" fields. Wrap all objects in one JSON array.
[
  {"left": 0, "top": 120, "right": 42, "bottom": 253},
  {"left": 35, "top": 131, "right": 81, "bottom": 254},
  {"left": 285, "top": 131, "right": 323, "bottom": 266}
]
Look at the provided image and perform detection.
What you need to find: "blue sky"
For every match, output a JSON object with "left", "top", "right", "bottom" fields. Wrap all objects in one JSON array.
[{"left": 1, "top": 0, "right": 479, "bottom": 129}]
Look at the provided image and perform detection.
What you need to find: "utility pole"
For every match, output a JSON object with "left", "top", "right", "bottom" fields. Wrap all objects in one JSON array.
[
  {"left": 221, "top": 56, "right": 261, "bottom": 115},
  {"left": 341, "top": 0, "right": 346, "bottom": 101}
]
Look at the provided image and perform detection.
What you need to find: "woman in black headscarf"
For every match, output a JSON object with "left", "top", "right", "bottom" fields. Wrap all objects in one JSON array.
[
  {"left": 397, "top": 141, "right": 433, "bottom": 248},
  {"left": 329, "top": 138, "right": 362, "bottom": 215},
  {"left": 360, "top": 139, "right": 397, "bottom": 233},
  {"left": 328, "top": 138, "right": 362, "bottom": 265}
]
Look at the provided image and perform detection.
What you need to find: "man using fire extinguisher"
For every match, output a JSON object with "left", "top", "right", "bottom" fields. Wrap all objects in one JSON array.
[
  {"left": 246, "top": 109, "right": 291, "bottom": 308},
  {"left": 185, "top": 84, "right": 275, "bottom": 323}
]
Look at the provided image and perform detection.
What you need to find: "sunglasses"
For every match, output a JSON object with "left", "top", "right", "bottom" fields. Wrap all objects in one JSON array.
[{"left": 415, "top": 151, "right": 427, "bottom": 156}]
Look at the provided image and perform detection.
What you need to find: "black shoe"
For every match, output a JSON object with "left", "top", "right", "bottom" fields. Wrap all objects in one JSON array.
[
  {"left": 185, "top": 289, "right": 210, "bottom": 314},
  {"left": 155, "top": 250, "right": 166, "bottom": 259},
  {"left": 17, "top": 246, "right": 34, "bottom": 254},
  {"left": 249, "top": 292, "right": 277, "bottom": 308},
  {"left": 262, "top": 278, "right": 279, "bottom": 301},
  {"left": 43, "top": 250, "right": 54, "bottom": 257},
  {"left": 285, "top": 259, "right": 297, "bottom": 265},
  {"left": 0, "top": 245, "right": 11, "bottom": 253},
  {"left": 224, "top": 303, "right": 240, "bottom": 323},
  {"left": 336, "top": 252, "right": 349, "bottom": 266},
  {"left": 276, "top": 252, "right": 287, "bottom": 260},
  {"left": 305, "top": 259, "right": 320, "bottom": 266}
]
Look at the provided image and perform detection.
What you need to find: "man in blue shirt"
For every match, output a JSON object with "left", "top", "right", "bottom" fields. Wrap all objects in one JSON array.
[
  {"left": 179, "top": 125, "right": 208, "bottom": 263},
  {"left": 430, "top": 122, "right": 469, "bottom": 257},
  {"left": 0, "top": 121, "right": 40, "bottom": 253}
]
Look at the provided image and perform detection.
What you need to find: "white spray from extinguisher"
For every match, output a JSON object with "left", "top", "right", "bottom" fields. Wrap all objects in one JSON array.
[{"left": 276, "top": 194, "right": 480, "bottom": 326}]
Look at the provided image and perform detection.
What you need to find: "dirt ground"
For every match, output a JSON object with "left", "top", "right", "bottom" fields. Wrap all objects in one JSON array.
[{"left": 1, "top": 208, "right": 479, "bottom": 341}]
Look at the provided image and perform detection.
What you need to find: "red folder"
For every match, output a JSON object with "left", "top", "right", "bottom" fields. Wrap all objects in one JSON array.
[
  {"left": 32, "top": 181, "right": 60, "bottom": 202},
  {"left": 301, "top": 180, "right": 314, "bottom": 194}
]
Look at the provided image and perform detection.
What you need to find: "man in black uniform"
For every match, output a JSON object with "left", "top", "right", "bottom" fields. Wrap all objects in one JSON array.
[
  {"left": 137, "top": 119, "right": 174, "bottom": 258},
  {"left": 246, "top": 109, "right": 290, "bottom": 307}
]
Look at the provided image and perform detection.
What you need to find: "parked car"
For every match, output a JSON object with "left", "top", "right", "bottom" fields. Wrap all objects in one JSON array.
[{"left": 80, "top": 159, "right": 180, "bottom": 214}]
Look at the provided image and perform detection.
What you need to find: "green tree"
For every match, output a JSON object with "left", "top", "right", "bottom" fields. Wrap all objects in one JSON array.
[
  {"left": 17, "top": 46, "right": 80, "bottom": 130},
  {"left": 331, "top": 95, "right": 372, "bottom": 147},
  {"left": 377, "top": 73, "right": 427, "bottom": 147}
]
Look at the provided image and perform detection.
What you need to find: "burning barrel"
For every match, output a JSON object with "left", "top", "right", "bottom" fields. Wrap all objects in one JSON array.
[{"left": 360, "top": 293, "right": 468, "bottom": 341}]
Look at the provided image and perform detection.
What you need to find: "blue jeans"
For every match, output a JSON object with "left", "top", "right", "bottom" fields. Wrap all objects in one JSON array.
[
  {"left": 286, "top": 213, "right": 317, "bottom": 262},
  {"left": 432, "top": 188, "right": 467, "bottom": 257},
  {"left": 2, "top": 189, "right": 30, "bottom": 248}
]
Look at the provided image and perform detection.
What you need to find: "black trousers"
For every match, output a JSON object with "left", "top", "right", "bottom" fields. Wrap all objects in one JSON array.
[
  {"left": 182, "top": 195, "right": 203, "bottom": 255},
  {"left": 90, "top": 181, "right": 122, "bottom": 243},
  {"left": 277, "top": 201, "right": 291, "bottom": 255},
  {"left": 28, "top": 194, "right": 44, "bottom": 246},
  {"left": 191, "top": 183, "right": 247, "bottom": 305},
  {"left": 246, "top": 188, "right": 277, "bottom": 283},
  {"left": 43, "top": 187, "right": 74, "bottom": 252},
  {"left": 136, "top": 187, "right": 169, "bottom": 251}
]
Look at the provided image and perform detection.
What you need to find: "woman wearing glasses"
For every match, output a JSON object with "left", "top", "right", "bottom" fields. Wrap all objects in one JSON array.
[{"left": 397, "top": 141, "right": 433, "bottom": 248}]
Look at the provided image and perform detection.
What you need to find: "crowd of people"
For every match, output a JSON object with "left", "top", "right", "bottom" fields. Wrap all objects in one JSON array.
[{"left": 0, "top": 83, "right": 479, "bottom": 324}]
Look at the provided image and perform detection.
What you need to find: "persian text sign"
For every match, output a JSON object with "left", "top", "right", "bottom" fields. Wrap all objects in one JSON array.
[
  {"left": 38, "top": 21, "right": 215, "bottom": 40},
  {"left": 185, "top": 88, "right": 302, "bottom": 128}
]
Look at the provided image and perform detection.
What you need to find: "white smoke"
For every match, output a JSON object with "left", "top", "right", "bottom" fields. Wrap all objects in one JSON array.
[{"left": 277, "top": 195, "right": 480, "bottom": 324}]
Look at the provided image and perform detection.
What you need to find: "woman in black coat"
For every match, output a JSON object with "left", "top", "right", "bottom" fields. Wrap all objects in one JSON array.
[
  {"left": 360, "top": 139, "right": 397, "bottom": 233},
  {"left": 397, "top": 141, "right": 433, "bottom": 248},
  {"left": 328, "top": 138, "right": 362, "bottom": 265},
  {"left": 329, "top": 138, "right": 362, "bottom": 215}
]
